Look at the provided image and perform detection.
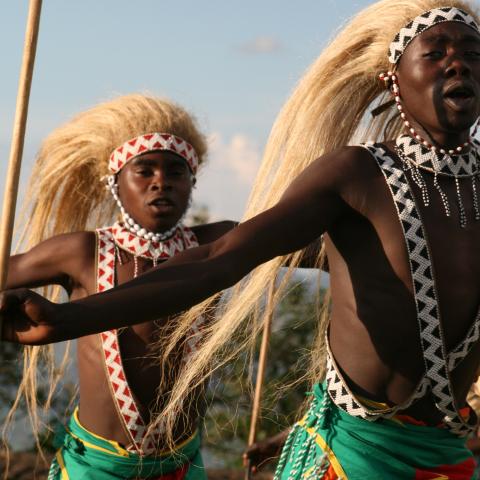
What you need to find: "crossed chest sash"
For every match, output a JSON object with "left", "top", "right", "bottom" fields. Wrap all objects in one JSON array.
[
  {"left": 325, "top": 143, "right": 480, "bottom": 437},
  {"left": 96, "top": 224, "right": 205, "bottom": 455}
]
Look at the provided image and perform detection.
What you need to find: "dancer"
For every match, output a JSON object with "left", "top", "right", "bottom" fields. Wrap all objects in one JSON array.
[
  {"left": 2, "top": 94, "right": 235, "bottom": 479},
  {"left": 2, "top": 0, "right": 480, "bottom": 477}
]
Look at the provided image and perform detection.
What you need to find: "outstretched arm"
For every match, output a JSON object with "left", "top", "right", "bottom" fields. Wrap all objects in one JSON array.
[
  {"left": 6, "top": 231, "right": 94, "bottom": 293},
  {"left": 2, "top": 147, "right": 360, "bottom": 344}
]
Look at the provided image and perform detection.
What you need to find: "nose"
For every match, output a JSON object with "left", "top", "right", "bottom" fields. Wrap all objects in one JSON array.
[
  {"left": 150, "top": 170, "right": 172, "bottom": 191},
  {"left": 445, "top": 54, "right": 471, "bottom": 79}
]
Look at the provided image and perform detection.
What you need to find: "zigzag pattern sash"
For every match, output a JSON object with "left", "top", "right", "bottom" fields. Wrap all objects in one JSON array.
[
  {"left": 325, "top": 143, "right": 480, "bottom": 436},
  {"left": 96, "top": 225, "right": 205, "bottom": 455}
]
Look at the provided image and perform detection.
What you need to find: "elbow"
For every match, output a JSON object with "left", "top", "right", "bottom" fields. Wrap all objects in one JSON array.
[
  {"left": 198, "top": 236, "right": 251, "bottom": 294},
  {"left": 205, "top": 253, "right": 248, "bottom": 293}
]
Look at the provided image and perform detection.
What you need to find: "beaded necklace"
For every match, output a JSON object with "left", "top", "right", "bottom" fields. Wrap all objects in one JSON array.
[
  {"left": 395, "top": 135, "right": 480, "bottom": 227},
  {"left": 111, "top": 221, "right": 198, "bottom": 276}
]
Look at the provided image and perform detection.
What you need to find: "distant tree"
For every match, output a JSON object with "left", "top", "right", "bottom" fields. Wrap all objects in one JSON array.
[
  {"left": 0, "top": 343, "right": 24, "bottom": 411},
  {"left": 0, "top": 339, "right": 75, "bottom": 453},
  {"left": 203, "top": 279, "right": 323, "bottom": 468},
  {"left": 187, "top": 202, "right": 211, "bottom": 226}
]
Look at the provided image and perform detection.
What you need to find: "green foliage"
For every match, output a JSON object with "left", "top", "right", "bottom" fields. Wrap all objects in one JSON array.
[
  {"left": 0, "top": 343, "right": 24, "bottom": 409},
  {"left": 203, "top": 280, "right": 322, "bottom": 468},
  {"left": 0, "top": 342, "right": 75, "bottom": 452},
  {"left": 187, "top": 202, "right": 210, "bottom": 227}
]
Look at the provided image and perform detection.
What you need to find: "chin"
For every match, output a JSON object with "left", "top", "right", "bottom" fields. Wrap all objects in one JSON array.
[
  {"left": 441, "top": 115, "right": 478, "bottom": 133},
  {"left": 151, "top": 218, "right": 182, "bottom": 233}
]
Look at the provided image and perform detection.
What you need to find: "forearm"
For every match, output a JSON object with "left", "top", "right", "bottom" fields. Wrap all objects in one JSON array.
[
  {"left": 4, "top": 168, "right": 342, "bottom": 343},
  {"left": 52, "top": 253, "right": 238, "bottom": 341},
  {"left": 50, "top": 205, "right": 328, "bottom": 340}
]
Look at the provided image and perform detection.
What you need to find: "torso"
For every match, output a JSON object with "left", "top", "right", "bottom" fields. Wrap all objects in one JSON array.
[
  {"left": 326, "top": 142, "right": 480, "bottom": 426},
  {"left": 71, "top": 221, "right": 235, "bottom": 450}
]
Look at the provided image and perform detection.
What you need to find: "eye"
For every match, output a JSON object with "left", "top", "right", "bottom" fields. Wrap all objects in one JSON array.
[
  {"left": 465, "top": 50, "right": 480, "bottom": 58},
  {"left": 423, "top": 50, "right": 444, "bottom": 59},
  {"left": 167, "top": 166, "right": 188, "bottom": 177},
  {"left": 135, "top": 168, "right": 153, "bottom": 176}
]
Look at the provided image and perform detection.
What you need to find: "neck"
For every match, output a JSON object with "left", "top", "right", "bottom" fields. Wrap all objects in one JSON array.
[{"left": 424, "top": 129, "right": 471, "bottom": 151}]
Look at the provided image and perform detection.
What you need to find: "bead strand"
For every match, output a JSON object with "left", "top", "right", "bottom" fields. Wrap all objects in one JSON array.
[
  {"left": 134, "top": 255, "right": 140, "bottom": 278},
  {"left": 411, "top": 165, "right": 430, "bottom": 207},
  {"left": 397, "top": 148, "right": 430, "bottom": 206},
  {"left": 473, "top": 175, "right": 480, "bottom": 221},
  {"left": 287, "top": 435, "right": 314, "bottom": 480},
  {"left": 433, "top": 173, "right": 451, "bottom": 218},
  {"left": 316, "top": 389, "right": 331, "bottom": 430},
  {"left": 273, "top": 425, "right": 299, "bottom": 480},
  {"left": 454, "top": 177, "right": 467, "bottom": 228}
]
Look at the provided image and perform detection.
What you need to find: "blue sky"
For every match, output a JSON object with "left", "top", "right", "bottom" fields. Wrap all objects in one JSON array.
[{"left": 1, "top": 0, "right": 372, "bottom": 222}]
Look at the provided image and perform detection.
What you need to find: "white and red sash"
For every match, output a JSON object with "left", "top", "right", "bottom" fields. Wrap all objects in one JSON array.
[{"left": 96, "top": 223, "right": 205, "bottom": 455}]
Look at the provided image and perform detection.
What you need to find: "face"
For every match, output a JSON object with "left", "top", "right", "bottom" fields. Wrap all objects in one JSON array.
[
  {"left": 397, "top": 22, "right": 480, "bottom": 143},
  {"left": 117, "top": 151, "right": 194, "bottom": 233}
]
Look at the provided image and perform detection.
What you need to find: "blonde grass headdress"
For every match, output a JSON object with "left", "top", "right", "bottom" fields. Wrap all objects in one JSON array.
[
  {"left": 4, "top": 94, "right": 207, "bottom": 468},
  {"left": 148, "top": 0, "right": 480, "bottom": 449},
  {"left": 17, "top": 94, "right": 206, "bottom": 246}
]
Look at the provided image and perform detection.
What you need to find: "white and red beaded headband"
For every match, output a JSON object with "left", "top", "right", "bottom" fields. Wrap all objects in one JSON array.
[
  {"left": 109, "top": 132, "right": 199, "bottom": 175},
  {"left": 389, "top": 7, "right": 480, "bottom": 64}
]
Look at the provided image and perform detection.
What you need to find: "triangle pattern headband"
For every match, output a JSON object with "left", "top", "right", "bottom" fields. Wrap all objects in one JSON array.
[
  {"left": 389, "top": 6, "right": 480, "bottom": 64},
  {"left": 109, "top": 132, "right": 199, "bottom": 175}
]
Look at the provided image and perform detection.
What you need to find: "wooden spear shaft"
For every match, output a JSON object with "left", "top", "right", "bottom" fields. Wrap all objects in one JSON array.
[
  {"left": 0, "top": 0, "right": 42, "bottom": 295},
  {"left": 245, "top": 279, "right": 276, "bottom": 480}
]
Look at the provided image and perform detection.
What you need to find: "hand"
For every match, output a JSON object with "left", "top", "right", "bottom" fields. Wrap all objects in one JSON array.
[
  {"left": 243, "top": 430, "right": 289, "bottom": 473},
  {"left": 0, "top": 288, "right": 59, "bottom": 345},
  {"left": 467, "top": 427, "right": 480, "bottom": 455}
]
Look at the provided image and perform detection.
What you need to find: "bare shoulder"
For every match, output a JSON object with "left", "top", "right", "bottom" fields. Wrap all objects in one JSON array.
[
  {"left": 283, "top": 145, "right": 381, "bottom": 201},
  {"left": 8, "top": 231, "right": 97, "bottom": 292},
  {"left": 39, "top": 231, "right": 96, "bottom": 260},
  {"left": 23, "top": 231, "right": 97, "bottom": 276},
  {"left": 191, "top": 221, "right": 238, "bottom": 245},
  {"left": 310, "top": 145, "right": 384, "bottom": 200},
  {"left": 318, "top": 145, "right": 381, "bottom": 180}
]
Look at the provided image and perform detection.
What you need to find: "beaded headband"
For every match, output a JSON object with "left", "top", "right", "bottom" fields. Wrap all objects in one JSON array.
[
  {"left": 389, "top": 7, "right": 480, "bottom": 64},
  {"left": 109, "top": 132, "right": 199, "bottom": 175}
]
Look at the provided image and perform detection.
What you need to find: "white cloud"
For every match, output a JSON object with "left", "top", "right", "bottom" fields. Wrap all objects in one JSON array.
[
  {"left": 194, "top": 133, "right": 262, "bottom": 221},
  {"left": 208, "top": 132, "right": 261, "bottom": 185},
  {"left": 237, "top": 36, "right": 283, "bottom": 54}
]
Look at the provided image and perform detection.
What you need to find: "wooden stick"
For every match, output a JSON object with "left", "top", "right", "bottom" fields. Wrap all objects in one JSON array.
[
  {"left": 0, "top": 0, "right": 42, "bottom": 295},
  {"left": 245, "top": 279, "right": 276, "bottom": 480}
]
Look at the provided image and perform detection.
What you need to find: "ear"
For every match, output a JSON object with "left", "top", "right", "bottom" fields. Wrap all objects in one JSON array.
[
  {"left": 114, "top": 172, "right": 123, "bottom": 193},
  {"left": 191, "top": 176, "right": 197, "bottom": 188},
  {"left": 393, "top": 64, "right": 402, "bottom": 83}
]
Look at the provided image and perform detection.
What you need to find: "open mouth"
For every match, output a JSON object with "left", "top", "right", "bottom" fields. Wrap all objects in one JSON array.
[
  {"left": 149, "top": 198, "right": 175, "bottom": 211},
  {"left": 443, "top": 84, "right": 476, "bottom": 111},
  {"left": 149, "top": 197, "right": 174, "bottom": 206}
]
